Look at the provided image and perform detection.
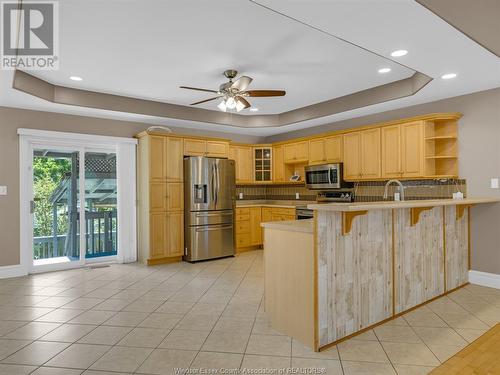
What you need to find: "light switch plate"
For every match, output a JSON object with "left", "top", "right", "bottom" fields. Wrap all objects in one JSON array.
[
  {"left": 0, "top": 186, "right": 7, "bottom": 195},
  {"left": 295, "top": 192, "right": 300, "bottom": 200},
  {"left": 491, "top": 178, "right": 499, "bottom": 189}
]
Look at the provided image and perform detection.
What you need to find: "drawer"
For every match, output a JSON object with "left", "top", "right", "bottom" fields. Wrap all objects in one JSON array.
[
  {"left": 235, "top": 221, "right": 250, "bottom": 234},
  {"left": 236, "top": 233, "right": 251, "bottom": 248},
  {"left": 281, "top": 215, "right": 296, "bottom": 221},
  {"left": 236, "top": 208, "right": 250, "bottom": 215},
  {"left": 274, "top": 208, "right": 295, "bottom": 216},
  {"left": 236, "top": 213, "right": 250, "bottom": 222}
]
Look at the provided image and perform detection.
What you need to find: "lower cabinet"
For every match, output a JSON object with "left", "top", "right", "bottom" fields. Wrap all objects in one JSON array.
[
  {"left": 236, "top": 206, "right": 296, "bottom": 251},
  {"left": 149, "top": 212, "right": 184, "bottom": 262}
]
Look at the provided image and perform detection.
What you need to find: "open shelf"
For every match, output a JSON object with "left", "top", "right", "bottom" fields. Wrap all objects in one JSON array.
[{"left": 424, "top": 119, "right": 458, "bottom": 177}]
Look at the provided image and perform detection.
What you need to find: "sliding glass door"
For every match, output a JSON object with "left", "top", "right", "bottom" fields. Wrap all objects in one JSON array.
[
  {"left": 30, "top": 146, "right": 119, "bottom": 271},
  {"left": 32, "top": 147, "right": 82, "bottom": 267}
]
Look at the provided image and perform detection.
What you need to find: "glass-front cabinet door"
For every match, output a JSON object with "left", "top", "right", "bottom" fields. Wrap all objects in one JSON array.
[{"left": 254, "top": 147, "right": 272, "bottom": 182}]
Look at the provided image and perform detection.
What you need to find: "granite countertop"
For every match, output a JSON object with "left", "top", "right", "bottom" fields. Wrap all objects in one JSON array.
[
  {"left": 307, "top": 197, "right": 500, "bottom": 212},
  {"left": 260, "top": 218, "right": 314, "bottom": 234},
  {"left": 236, "top": 200, "right": 312, "bottom": 208}
]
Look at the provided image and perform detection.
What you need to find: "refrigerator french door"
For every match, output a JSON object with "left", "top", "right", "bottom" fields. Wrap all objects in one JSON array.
[{"left": 184, "top": 156, "right": 235, "bottom": 262}]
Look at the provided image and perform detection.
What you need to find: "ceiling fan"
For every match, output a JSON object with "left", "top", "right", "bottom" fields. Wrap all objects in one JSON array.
[{"left": 180, "top": 69, "right": 286, "bottom": 112}]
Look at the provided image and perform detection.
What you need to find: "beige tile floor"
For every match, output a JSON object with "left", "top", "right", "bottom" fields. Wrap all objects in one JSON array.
[{"left": 0, "top": 250, "right": 499, "bottom": 375}]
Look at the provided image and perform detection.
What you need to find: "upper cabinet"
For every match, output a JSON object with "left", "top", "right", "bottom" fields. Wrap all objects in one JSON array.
[
  {"left": 309, "top": 135, "right": 342, "bottom": 165},
  {"left": 149, "top": 136, "right": 167, "bottom": 181},
  {"left": 206, "top": 141, "right": 229, "bottom": 158},
  {"left": 284, "top": 141, "right": 309, "bottom": 164},
  {"left": 272, "top": 145, "right": 285, "bottom": 182},
  {"left": 254, "top": 147, "right": 272, "bottom": 183},
  {"left": 166, "top": 137, "right": 184, "bottom": 182},
  {"left": 343, "top": 128, "right": 381, "bottom": 180},
  {"left": 382, "top": 122, "right": 424, "bottom": 178},
  {"left": 229, "top": 145, "right": 253, "bottom": 184},
  {"left": 184, "top": 139, "right": 229, "bottom": 158}
]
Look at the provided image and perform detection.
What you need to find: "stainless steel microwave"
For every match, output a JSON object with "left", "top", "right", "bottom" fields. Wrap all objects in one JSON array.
[{"left": 305, "top": 163, "right": 351, "bottom": 190}]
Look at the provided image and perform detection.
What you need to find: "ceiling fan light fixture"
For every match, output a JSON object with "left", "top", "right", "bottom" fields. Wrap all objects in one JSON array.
[
  {"left": 225, "top": 97, "right": 237, "bottom": 110},
  {"left": 217, "top": 100, "right": 227, "bottom": 112}
]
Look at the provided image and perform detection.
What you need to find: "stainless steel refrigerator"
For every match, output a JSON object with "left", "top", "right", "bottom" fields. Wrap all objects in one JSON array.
[{"left": 183, "top": 156, "right": 235, "bottom": 262}]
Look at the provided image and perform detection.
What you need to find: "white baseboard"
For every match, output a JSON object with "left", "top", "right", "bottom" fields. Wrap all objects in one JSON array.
[
  {"left": 469, "top": 270, "right": 500, "bottom": 290},
  {"left": 0, "top": 264, "right": 28, "bottom": 279}
]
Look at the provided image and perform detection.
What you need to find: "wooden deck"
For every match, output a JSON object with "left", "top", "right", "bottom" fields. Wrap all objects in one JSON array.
[{"left": 431, "top": 323, "right": 500, "bottom": 374}]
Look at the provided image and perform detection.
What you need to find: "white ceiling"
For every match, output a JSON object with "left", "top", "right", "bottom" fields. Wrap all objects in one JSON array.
[{"left": 1, "top": 0, "right": 499, "bottom": 136}]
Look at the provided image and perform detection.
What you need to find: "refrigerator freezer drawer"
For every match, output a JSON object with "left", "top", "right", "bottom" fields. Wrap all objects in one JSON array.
[
  {"left": 188, "top": 210, "right": 234, "bottom": 226},
  {"left": 184, "top": 224, "right": 235, "bottom": 262}
]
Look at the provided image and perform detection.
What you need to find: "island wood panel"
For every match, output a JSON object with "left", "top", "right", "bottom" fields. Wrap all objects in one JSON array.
[
  {"left": 444, "top": 206, "right": 469, "bottom": 291},
  {"left": 316, "top": 210, "right": 392, "bottom": 346},
  {"left": 394, "top": 207, "right": 444, "bottom": 314},
  {"left": 264, "top": 228, "right": 315, "bottom": 348}
]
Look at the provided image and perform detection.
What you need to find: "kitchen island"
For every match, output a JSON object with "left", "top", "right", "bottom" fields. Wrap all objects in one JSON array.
[{"left": 261, "top": 198, "right": 499, "bottom": 351}]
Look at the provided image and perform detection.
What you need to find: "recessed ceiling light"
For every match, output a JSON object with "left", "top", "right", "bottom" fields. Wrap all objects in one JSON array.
[
  {"left": 441, "top": 73, "right": 457, "bottom": 80},
  {"left": 390, "top": 50, "right": 408, "bottom": 57},
  {"left": 250, "top": 108, "right": 259, "bottom": 112},
  {"left": 69, "top": 76, "right": 83, "bottom": 81},
  {"left": 378, "top": 68, "right": 391, "bottom": 74}
]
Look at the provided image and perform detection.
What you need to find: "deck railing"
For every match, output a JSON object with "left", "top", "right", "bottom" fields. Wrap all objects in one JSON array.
[{"left": 33, "top": 211, "right": 117, "bottom": 259}]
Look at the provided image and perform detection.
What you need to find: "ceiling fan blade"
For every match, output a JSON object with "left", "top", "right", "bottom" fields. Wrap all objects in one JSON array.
[
  {"left": 190, "top": 96, "right": 221, "bottom": 105},
  {"left": 245, "top": 90, "right": 286, "bottom": 97},
  {"left": 236, "top": 96, "right": 251, "bottom": 109},
  {"left": 180, "top": 86, "right": 218, "bottom": 93},
  {"left": 231, "top": 76, "right": 253, "bottom": 91}
]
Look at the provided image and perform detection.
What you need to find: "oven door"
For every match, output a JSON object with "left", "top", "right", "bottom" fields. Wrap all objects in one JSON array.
[{"left": 305, "top": 164, "right": 340, "bottom": 189}]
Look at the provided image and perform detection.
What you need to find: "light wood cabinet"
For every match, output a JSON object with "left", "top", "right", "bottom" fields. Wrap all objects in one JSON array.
[
  {"left": 272, "top": 146, "right": 285, "bottom": 182},
  {"left": 360, "top": 128, "right": 381, "bottom": 179},
  {"left": 250, "top": 207, "right": 262, "bottom": 245},
  {"left": 343, "top": 132, "right": 362, "bottom": 180},
  {"left": 206, "top": 141, "right": 229, "bottom": 158},
  {"left": 167, "top": 212, "right": 184, "bottom": 257},
  {"left": 284, "top": 141, "right": 309, "bottom": 164},
  {"left": 150, "top": 183, "right": 167, "bottom": 212},
  {"left": 150, "top": 213, "right": 167, "bottom": 259},
  {"left": 166, "top": 137, "right": 183, "bottom": 182},
  {"left": 382, "top": 122, "right": 424, "bottom": 178},
  {"left": 309, "top": 136, "right": 342, "bottom": 165},
  {"left": 235, "top": 206, "right": 295, "bottom": 251},
  {"left": 343, "top": 129, "right": 381, "bottom": 180},
  {"left": 381, "top": 125, "right": 402, "bottom": 178},
  {"left": 166, "top": 183, "right": 184, "bottom": 212},
  {"left": 183, "top": 138, "right": 206, "bottom": 156},
  {"left": 262, "top": 207, "right": 273, "bottom": 222},
  {"left": 229, "top": 145, "right": 253, "bottom": 184},
  {"left": 254, "top": 147, "right": 272, "bottom": 182},
  {"left": 149, "top": 136, "right": 166, "bottom": 181},
  {"left": 138, "top": 134, "right": 187, "bottom": 265},
  {"left": 401, "top": 122, "right": 424, "bottom": 177},
  {"left": 184, "top": 139, "right": 229, "bottom": 158}
]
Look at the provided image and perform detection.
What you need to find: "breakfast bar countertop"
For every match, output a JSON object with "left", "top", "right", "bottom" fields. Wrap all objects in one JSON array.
[
  {"left": 260, "top": 218, "right": 314, "bottom": 233},
  {"left": 307, "top": 197, "right": 500, "bottom": 212}
]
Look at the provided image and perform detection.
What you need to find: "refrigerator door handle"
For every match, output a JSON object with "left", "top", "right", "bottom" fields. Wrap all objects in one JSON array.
[
  {"left": 211, "top": 163, "right": 216, "bottom": 204},
  {"left": 195, "top": 224, "right": 233, "bottom": 232},
  {"left": 215, "top": 162, "right": 220, "bottom": 207}
]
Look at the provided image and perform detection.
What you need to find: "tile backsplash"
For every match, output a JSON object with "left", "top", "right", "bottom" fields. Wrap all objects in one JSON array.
[
  {"left": 354, "top": 179, "right": 466, "bottom": 202},
  {"left": 236, "top": 179, "right": 466, "bottom": 202},
  {"left": 236, "top": 183, "right": 316, "bottom": 201}
]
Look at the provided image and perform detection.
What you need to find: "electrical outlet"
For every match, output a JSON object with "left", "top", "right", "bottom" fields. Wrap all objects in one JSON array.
[
  {"left": 0, "top": 186, "right": 7, "bottom": 196},
  {"left": 491, "top": 178, "right": 499, "bottom": 189},
  {"left": 238, "top": 192, "right": 244, "bottom": 199},
  {"left": 295, "top": 192, "right": 300, "bottom": 200}
]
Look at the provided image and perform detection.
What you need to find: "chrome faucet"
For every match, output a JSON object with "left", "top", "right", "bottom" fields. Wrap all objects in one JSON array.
[{"left": 383, "top": 179, "right": 405, "bottom": 201}]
